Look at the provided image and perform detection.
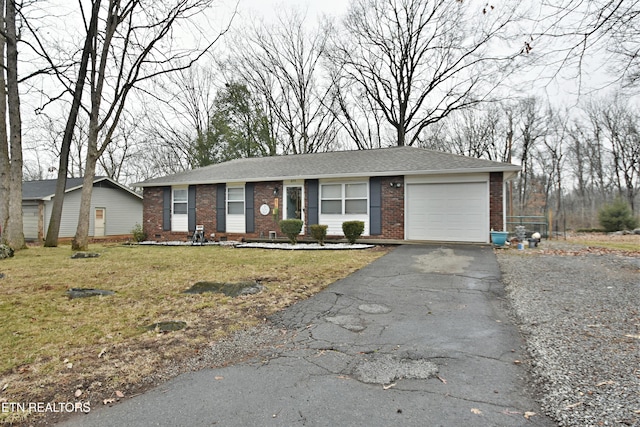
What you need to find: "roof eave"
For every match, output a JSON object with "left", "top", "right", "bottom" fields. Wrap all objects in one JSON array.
[{"left": 136, "top": 166, "right": 522, "bottom": 187}]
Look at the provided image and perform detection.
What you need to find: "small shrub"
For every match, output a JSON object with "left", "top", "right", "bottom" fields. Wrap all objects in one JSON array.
[
  {"left": 598, "top": 199, "right": 638, "bottom": 232},
  {"left": 342, "top": 220, "right": 364, "bottom": 244},
  {"left": 279, "top": 219, "right": 303, "bottom": 244},
  {"left": 310, "top": 224, "right": 328, "bottom": 246},
  {"left": 131, "top": 223, "right": 148, "bottom": 242}
]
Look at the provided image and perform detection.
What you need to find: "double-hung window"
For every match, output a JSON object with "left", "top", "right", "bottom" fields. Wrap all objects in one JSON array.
[
  {"left": 227, "top": 187, "right": 245, "bottom": 215},
  {"left": 320, "top": 183, "right": 367, "bottom": 215},
  {"left": 344, "top": 183, "right": 367, "bottom": 214},
  {"left": 320, "top": 184, "right": 342, "bottom": 214}
]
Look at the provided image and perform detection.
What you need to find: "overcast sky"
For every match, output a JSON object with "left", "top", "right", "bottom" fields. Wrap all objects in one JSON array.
[{"left": 236, "top": 0, "right": 349, "bottom": 22}]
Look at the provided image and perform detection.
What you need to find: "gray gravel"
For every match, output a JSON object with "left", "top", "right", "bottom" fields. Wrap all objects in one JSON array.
[{"left": 497, "top": 242, "right": 640, "bottom": 427}]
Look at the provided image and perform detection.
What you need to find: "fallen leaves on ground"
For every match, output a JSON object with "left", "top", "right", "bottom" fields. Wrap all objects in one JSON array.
[{"left": 540, "top": 246, "right": 640, "bottom": 257}]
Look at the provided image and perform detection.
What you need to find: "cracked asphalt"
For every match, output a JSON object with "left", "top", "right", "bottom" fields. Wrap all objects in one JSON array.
[{"left": 63, "top": 245, "right": 555, "bottom": 426}]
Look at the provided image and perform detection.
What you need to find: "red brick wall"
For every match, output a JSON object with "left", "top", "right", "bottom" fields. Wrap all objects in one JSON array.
[
  {"left": 143, "top": 174, "right": 502, "bottom": 242},
  {"left": 253, "top": 181, "right": 282, "bottom": 239},
  {"left": 142, "top": 187, "right": 166, "bottom": 240},
  {"left": 143, "top": 185, "right": 218, "bottom": 241},
  {"left": 195, "top": 184, "right": 216, "bottom": 239},
  {"left": 377, "top": 176, "right": 404, "bottom": 240},
  {"left": 489, "top": 172, "right": 504, "bottom": 232}
]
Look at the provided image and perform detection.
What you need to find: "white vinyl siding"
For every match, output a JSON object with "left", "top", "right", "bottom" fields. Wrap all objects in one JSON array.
[
  {"left": 319, "top": 181, "right": 369, "bottom": 236},
  {"left": 405, "top": 176, "right": 489, "bottom": 242},
  {"left": 226, "top": 186, "right": 245, "bottom": 233},
  {"left": 172, "top": 187, "right": 188, "bottom": 232}
]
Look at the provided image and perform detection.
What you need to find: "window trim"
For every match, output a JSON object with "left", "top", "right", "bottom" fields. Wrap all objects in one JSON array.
[
  {"left": 320, "top": 182, "right": 368, "bottom": 215},
  {"left": 226, "top": 186, "right": 245, "bottom": 215},
  {"left": 171, "top": 186, "right": 189, "bottom": 232},
  {"left": 172, "top": 187, "right": 188, "bottom": 215}
]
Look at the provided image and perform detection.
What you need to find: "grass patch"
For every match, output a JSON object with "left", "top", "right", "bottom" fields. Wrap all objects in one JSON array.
[
  {"left": 0, "top": 243, "right": 387, "bottom": 424},
  {"left": 566, "top": 233, "right": 640, "bottom": 252}
]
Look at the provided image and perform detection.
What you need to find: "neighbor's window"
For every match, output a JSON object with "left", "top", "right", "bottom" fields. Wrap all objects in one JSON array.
[
  {"left": 227, "top": 187, "right": 245, "bottom": 215},
  {"left": 320, "top": 182, "right": 368, "bottom": 215},
  {"left": 173, "top": 188, "right": 188, "bottom": 215}
]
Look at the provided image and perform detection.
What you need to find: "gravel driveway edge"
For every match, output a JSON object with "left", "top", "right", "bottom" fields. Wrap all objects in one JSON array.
[{"left": 497, "top": 243, "right": 639, "bottom": 426}]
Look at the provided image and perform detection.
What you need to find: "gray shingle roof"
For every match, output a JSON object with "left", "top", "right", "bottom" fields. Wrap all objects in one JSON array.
[
  {"left": 22, "top": 176, "right": 141, "bottom": 200},
  {"left": 22, "top": 177, "right": 87, "bottom": 200},
  {"left": 136, "top": 146, "right": 521, "bottom": 187}
]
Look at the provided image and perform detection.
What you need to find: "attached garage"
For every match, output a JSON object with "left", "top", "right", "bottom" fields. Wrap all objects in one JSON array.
[{"left": 405, "top": 180, "right": 488, "bottom": 243}]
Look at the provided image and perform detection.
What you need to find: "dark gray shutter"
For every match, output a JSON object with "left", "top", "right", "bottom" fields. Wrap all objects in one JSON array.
[
  {"left": 187, "top": 185, "right": 196, "bottom": 232},
  {"left": 162, "top": 187, "right": 171, "bottom": 231},
  {"left": 307, "top": 179, "right": 319, "bottom": 226},
  {"left": 216, "top": 184, "right": 226, "bottom": 232},
  {"left": 369, "top": 177, "right": 382, "bottom": 235},
  {"left": 245, "top": 183, "right": 255, "bottom": 233}
]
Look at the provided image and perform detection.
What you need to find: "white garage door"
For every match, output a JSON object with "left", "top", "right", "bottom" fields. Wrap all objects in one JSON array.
[{"left": 406, "top": 182, "right": 488, "bottom": 242}]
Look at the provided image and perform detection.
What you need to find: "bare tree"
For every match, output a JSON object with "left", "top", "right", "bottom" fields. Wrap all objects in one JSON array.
[
  {"left": 329, "top": 68, "right": 387, "bottom": 149},
  {"left": 40, "top": 0, "right": 101, "bottom": 247},
  {"left": 331, "top": 0, "right": 523, "bottom": 147},
  {"left": 530, "top": 1, "right": 640, "bottom": 90},
  {"left": 435, "top": 105, "right": 508, "bottom": 161},
  {"left": 71, "top": 0, "right": 232, "bottom": 251},
  {"left": 0, "top": 0, "right": 8, "bottom": 243},
  {"left": 537, "top": 106, "right": 567, "bottom": 216},
  {"left": 514, "top": 97, "right": 547, "bottom": 214},
  {"left": 598, "top": 97, "right": 640, "bottom": 212},
  {"left": 139, "top": 64, "right": 221, "bottom": 174},
  {"left": 2, "top": 0, "right": 25, "bottom": 249},
  {"left": 225, "top": 9, "right": 338, "bottom": 154},
  {"left": 98, "top": 112, "right": 142, "bottom": 182}
]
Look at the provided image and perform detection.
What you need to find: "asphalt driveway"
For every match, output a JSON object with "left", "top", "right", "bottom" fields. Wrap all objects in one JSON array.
[{"left": 63, "top": 245, "right": 554, "bottom": 426}]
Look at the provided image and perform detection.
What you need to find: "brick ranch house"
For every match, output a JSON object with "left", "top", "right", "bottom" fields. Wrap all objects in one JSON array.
[{"left": 135, "top": 146, "right": 520, "bottom": 243}]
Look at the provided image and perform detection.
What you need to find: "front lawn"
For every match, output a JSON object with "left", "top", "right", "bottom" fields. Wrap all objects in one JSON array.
[{"left": 0, "top": 243, "right": 387, "bottom": 424}]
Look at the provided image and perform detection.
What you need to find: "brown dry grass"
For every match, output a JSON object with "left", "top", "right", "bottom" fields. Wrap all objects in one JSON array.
[
  {"left": 557, "top": 232, "right": 640, "bottom": 252},
  {"left": 0, "top": 243, "right": 388, "bottom": 424}
]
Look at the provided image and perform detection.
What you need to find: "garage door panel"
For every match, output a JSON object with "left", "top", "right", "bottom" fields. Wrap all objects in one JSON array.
[
  {"left": 406, "top": 182, "right": 488, "bottom": 242},
  {"left": 23, "top": 204, "right": 39, "bottom": 240}
]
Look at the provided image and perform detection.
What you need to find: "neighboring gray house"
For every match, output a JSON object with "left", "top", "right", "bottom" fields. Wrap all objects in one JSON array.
[
  {"left": 136, "top": 147, "right": 521, "bottom": 243},
  {"left": 22, "top": 177, "right": 143, "bottom": 241}
]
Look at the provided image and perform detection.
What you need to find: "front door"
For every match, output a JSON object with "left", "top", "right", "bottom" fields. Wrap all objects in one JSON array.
[
  {"left": 94, "top": 208, "right": 106, "bottom": 237},
  {"left": 284, "top": 185, "right": 303, "bottom": 222}
]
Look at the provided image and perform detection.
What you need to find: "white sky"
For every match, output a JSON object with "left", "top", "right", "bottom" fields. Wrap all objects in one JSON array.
[{"left": 234, "top": 0, "right": 349, "bottom": 22}]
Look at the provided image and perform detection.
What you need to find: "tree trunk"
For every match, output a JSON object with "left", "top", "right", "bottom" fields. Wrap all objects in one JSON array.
[
  {"left": 4, "top": 0, "right": 25, "bottom": 250},
  {"left": 0, "top": 0, "right": 8, "bottom": 242},
  {"left": 44, "top": 0, "right": 101, "bottom": 247},
  {"left": 71, "top": 150, "right": 97, "bottom": 251},
  {"left": 396, "top": 125, "right": 405, "bottom": 147}
]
